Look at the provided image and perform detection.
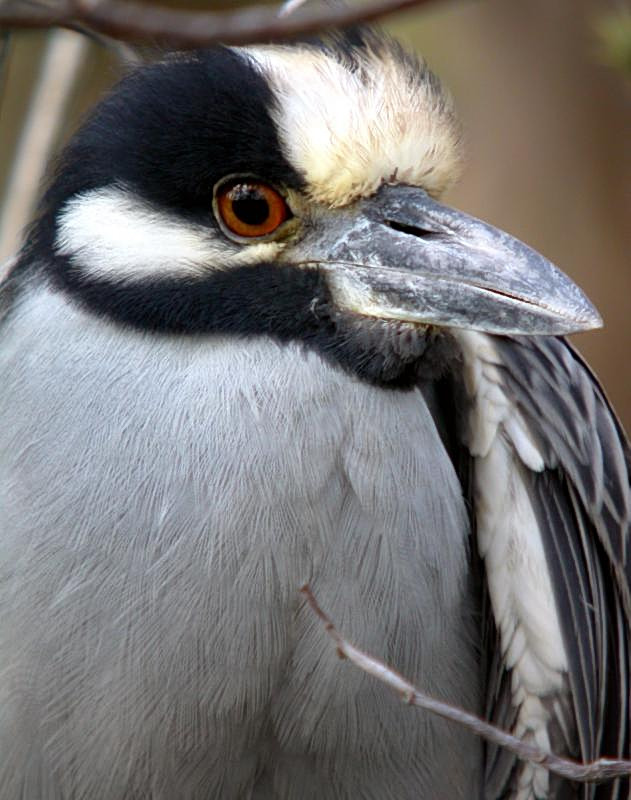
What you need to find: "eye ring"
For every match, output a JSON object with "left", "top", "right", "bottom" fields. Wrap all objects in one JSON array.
[{"left": 213, "top": 176, "right": 291, "bottom": 241}]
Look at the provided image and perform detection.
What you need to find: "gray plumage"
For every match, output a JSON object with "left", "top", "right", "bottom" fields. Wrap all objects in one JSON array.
[
  {"left": 0, "top": 34, "right": 629, "bottom": 800},
  {"left": 0, "top": 287, "right": 481, "bottom": 798}
]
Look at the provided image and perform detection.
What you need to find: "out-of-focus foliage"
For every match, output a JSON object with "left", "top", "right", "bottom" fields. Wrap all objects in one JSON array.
[{"left": 595, "top": 8, "right": 631, "bottom": 75}]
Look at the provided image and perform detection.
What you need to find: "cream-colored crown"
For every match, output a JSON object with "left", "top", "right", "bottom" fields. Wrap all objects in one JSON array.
[{"left": 245, "top": 37, "right": 463, "bottom": 207}]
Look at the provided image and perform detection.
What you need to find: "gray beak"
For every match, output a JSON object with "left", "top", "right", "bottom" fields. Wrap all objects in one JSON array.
[{"left": 303, "top": 184, "right": 601, "bottom": 336}]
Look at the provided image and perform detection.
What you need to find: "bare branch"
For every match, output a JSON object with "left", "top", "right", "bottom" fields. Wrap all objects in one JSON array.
[
  {"left": 279, "top": 0, "right": 311, "bottom": 17},
  {"left": 0, "top": 0, "right": 439, "bottom": 48},
  {"left": 301, "top": 585, "right": 631, "bottom": 785},
  {"left": 0, "top": 0, "right": 442, "bottom": 49}
]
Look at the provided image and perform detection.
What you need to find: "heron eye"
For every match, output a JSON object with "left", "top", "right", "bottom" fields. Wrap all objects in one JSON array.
[{"left": 215, "top": 180, "right": 290, "bottom": 238}]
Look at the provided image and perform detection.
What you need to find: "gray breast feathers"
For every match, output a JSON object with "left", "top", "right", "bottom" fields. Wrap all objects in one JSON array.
[{"left": 0, "top": 286, "right": 481, "bottom": 800}]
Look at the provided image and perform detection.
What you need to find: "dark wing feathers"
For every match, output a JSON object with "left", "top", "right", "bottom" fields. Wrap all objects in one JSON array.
[
  {"left": 482, "top": 622, "right": 522, "bottom": 798},
  {"left": 494, "top": 337, "right": 631, "bottom": 581},
  {"left": 485, "top": 335, "right": 630, "bottom": 799},
  {"left": 531, "top": 474, "right": 602, "bottom": 777}
]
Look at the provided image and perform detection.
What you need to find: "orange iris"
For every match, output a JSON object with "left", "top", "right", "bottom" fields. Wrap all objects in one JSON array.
[{"left": 216, "top": 180, "right": 290, "bottom": 238}]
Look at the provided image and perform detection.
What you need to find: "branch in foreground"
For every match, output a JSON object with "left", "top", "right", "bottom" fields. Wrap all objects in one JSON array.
[
  {"left": 0, "top": 0, "right": 438, "bottom": 49},
  {"left": 300, "top": 585, "right": 631, "bottom": 785}
]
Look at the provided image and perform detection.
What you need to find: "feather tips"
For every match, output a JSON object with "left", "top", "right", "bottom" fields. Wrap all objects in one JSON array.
[{"left": 456, "top": 330, "right": 630, "bottom": 799}]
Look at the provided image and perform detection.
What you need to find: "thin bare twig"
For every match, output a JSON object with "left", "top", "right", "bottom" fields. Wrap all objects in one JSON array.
[
  {"left": 0, "top": 0, "right": 438, "bottom": 49},
  {"left": 301, "top": 585, "right": 631, "bottom": 785},
  {"left": 279, "top": 0, "right": 317, "bottom": 17},
  {"left": 64, "top": 22, "right": 144, "bottom": 65}
]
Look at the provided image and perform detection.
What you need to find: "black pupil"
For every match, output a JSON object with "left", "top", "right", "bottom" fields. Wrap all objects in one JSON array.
[{"left": 229, "top": 185, "right": 270, "bottom": 226}]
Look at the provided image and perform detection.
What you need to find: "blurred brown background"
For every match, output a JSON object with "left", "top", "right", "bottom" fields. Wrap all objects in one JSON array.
[{"left": 1, "top": 0, "right": 629, "bottom": 427}]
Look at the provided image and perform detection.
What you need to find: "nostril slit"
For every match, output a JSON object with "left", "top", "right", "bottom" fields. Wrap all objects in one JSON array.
[{"left": 384, "top": 219, "right": 442, "bottom": 239}]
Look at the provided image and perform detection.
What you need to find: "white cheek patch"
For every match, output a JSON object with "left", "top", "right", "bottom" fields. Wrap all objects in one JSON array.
[
  {"left": 55, "top": 186, "right": 284, "bottom": 282},
  {"left": 244, "top": 44, "right": 462, "bottom": 206}
]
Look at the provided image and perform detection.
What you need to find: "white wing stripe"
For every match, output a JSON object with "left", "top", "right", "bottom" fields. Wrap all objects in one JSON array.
[{"left": 456, "top": 331, "right": 569, "bottom": 798}]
